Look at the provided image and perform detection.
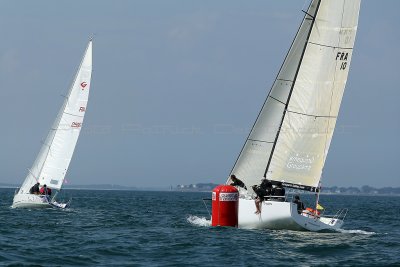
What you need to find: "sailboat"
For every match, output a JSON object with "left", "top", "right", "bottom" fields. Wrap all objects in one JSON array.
[
  {"left": 12, "top": 40, "right": 93, "bottom": 209},
  {"left": 219, "top": 0, "right": 361, "bottom": 230}
]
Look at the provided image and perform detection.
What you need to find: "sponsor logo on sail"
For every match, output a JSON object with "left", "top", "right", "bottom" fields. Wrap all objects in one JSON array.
[
  {"left": 71, "top": 122, "right": 82, "bottom": 128},
  {"left": 286, "top": 155, "right": 314, "bottom": 171},
  {"left": 80, "top": 82, "right": 88, "bottom": 90},
  {"left": 219, "top": 192, "right": 238, "bottom": 201},
  {"left": 212, "top": 192, "right": 216, "bottom": 201}
]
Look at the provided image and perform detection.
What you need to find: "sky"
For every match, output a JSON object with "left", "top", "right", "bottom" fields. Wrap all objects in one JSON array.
[{"left": 0, "top": 0, "right": 399, "bottom": 189}]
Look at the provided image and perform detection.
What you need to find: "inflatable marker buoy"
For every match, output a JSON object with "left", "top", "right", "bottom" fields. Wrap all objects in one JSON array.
[{"left": 211, "top": 185, "right": 239, "bottom": 227}]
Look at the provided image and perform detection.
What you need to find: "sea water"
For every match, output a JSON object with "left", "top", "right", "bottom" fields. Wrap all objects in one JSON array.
[{"left": 0, "top": 188, "right": 399, "bottom": 266}]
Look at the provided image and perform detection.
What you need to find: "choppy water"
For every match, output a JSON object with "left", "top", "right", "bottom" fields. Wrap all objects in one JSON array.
[{"left": 0, "top": 188, "right": 399, "bottom": 266}]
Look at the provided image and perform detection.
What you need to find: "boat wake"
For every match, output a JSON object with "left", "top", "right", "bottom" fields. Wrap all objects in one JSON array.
[
  {"left": 187, "top": 215, "right": 211, "bottom": 227},
  {"left": 336, "top": 229, "right": 376, "bottom": 235}
]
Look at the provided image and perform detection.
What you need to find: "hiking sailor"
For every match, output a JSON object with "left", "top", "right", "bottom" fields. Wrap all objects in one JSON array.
[
  {"left": 293, "top": 195, "right": 305, "bottom": 214},
  {"left": 229, "top": 174, "right": 247, "bottom": 190},
  {"left": 29, "top": 182, "right": 40, "bottom": 195},
  {"left": 252, "top": 179, "right": 272, "bottom": 214},
  {"left": 39, "top": 184, "right": 52, "bottom": 197}
]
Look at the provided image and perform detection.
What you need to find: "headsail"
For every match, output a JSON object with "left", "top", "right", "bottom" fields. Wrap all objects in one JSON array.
[
  {"left": 19, "top": 40, "right": 92, "bottom": 193},
  {"left": 228, "top": 0, "right": 360, "bottom": 192}
]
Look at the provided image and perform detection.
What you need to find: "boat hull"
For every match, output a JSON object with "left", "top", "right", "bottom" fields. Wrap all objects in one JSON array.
[
  {"left": 238, "top": 198, "right": 343, "bottom": 231},
  {"left": 12, "top": 193, "right": 68, "bottom": 209}
]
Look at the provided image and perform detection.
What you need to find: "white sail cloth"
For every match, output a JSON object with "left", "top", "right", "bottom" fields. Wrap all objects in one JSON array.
[
  {"left": 229, "top": 0, "right": 360, "bottom": 191},
  {"left": 18, "top": 41, "right": 92, "bottom": 193}
]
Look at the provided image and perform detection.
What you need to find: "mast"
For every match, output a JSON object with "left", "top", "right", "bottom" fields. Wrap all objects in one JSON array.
[
  {"left": 263, "top": 0, "right": 321, "bottom": 181},
  {"left": 228, "top": 2, "right": 315, "bottom": 183},
  {"left": 228, "top": 0, "right": 361, "bottom": 192},
  {"left": 19, "top": 40, "right": 92, "bottom": 194}
]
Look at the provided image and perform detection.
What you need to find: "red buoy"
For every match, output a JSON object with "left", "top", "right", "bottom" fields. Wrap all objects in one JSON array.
[{"left": 211, "top": 185, "right": 239, "bottom": 227}]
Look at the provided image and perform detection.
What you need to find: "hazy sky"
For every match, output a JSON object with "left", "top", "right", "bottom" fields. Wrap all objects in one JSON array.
[{"left": 0, "top": 1, "right": 399, "bottom": 188}]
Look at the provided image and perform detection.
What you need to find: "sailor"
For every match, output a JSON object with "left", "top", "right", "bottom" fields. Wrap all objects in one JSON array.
[
  {"left": 293, "top": 195, "right": 305, "bottom": 214},
  {"left": 229, "top": 174, "right": 247, "bottom": 190},
  {"left": 272, "top": 182, "right": 285, "bottom": 201},
  {"left": 252, "top": 179, "right": 272, "bottom": 214},
  {"left": 29, "top": 182, "right": 40, "bottom": 195},
  {"left": 39, "top": 184, "right": 51, "bottom": 196},
  {"left": 47, "top": 187, "right": 52, "bottom": 196}
]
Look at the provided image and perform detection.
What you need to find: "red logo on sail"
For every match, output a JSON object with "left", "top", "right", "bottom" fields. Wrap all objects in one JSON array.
[
  {"left": 71, "top": 122, "right": 82, "bottom": 128},
  {"left": 80, "top": 82, "right": 88, "bottom": 90}
]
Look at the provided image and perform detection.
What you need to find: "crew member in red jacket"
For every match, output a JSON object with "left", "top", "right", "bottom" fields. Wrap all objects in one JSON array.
[{"left": 39, "top": 184, "right": 52, "bottom": 196}]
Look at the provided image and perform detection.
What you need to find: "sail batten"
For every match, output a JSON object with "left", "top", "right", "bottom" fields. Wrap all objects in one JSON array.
[
  {"left": 228, "top": 0, "right": 360, "bottom": 192},
  {"left": 286, "top": 110, "right": 337, "bottom": 119}
]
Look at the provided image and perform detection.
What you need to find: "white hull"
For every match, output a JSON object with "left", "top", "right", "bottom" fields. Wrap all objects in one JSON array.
[
  {"left": 12, "top": 193, "right": 68, "bottom": 209},
  {"left": 238, "top": 198, "right": 343, "bottom": 231}
]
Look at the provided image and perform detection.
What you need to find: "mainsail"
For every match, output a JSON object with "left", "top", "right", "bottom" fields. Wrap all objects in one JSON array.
[
  {"left": 229, "top": 0, "right": 360, "bottom": 192},
  {"left": 19, "top": 40, "right": 92, "bottom": 193}
]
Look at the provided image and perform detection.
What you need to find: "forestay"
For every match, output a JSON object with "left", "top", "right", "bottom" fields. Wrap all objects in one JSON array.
[
  {"left": 228, "top": 0, "right": 360, "bottom": 192},
  {"left": 19, "top": 41, "right": 92, "bottom": 193}
]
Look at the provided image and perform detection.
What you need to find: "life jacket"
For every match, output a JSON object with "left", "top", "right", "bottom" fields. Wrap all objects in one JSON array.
[
  {"left": 39, "top": 187, "right": 50, "bottom": 195},
  {"left": 306, "top": 207, "right": 320, "bottom": 215}
]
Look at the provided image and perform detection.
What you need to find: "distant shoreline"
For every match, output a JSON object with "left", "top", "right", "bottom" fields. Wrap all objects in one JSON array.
[{"left": 1, "top": 184, "right": 399, "bottom": 196}]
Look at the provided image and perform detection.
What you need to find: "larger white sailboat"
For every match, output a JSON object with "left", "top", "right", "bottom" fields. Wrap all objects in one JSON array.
[
  {"left": 12, "top": 40, "right": 93, "bottom": 209},
  {"left": 224, "top": 0, "right": 361, "bottom": 230}
]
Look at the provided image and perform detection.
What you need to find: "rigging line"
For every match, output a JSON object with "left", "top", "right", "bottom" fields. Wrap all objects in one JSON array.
[
  {"left": 27, "top": 168, "right": 38, "bottom": 181},
  {"left": 286, "top": 110, "right": 337, "bottom": 119},
  {"left": 263, "top": 0, "right": 322, "bottom": 179},
  {"left": 227, "top": 3, "right": 311, "bottom": 182},
  {"left": 308, "top": 41, "right": 353, "bottom": 50}
]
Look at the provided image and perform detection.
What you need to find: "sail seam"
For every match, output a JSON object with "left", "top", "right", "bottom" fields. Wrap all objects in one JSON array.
[
  {"left": 308, "top": 41, "right": 353, "bottom": 50},
  {"left": 51, "top": 127, "right": 80, "bottom": 131},
  {"left": 276, "top": 79, "right": 293, "bottom": 83},
  {"left": 269, "top": 96, "right": 286, "bottom": 105},
  {"left": 286, "top": 110, "right": 337, "bottom": 119},
  {"left": 64, "top": 112, "right": 84, "bottom": 118},
  {"left": 248, "top": 139, "right": 274, "bottom": 144}
]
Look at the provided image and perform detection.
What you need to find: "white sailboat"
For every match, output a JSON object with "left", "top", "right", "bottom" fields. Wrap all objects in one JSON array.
[
  {"left": 12, "top": 40, "right": 93, "bottom": 209},
  {"left": 224, "top": 0, "right": 361, "bottom": 230}
]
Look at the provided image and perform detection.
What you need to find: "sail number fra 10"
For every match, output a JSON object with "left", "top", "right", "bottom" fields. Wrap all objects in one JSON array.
[{"left": 336, "top": 52, "right": 349, "bottom": 70}]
